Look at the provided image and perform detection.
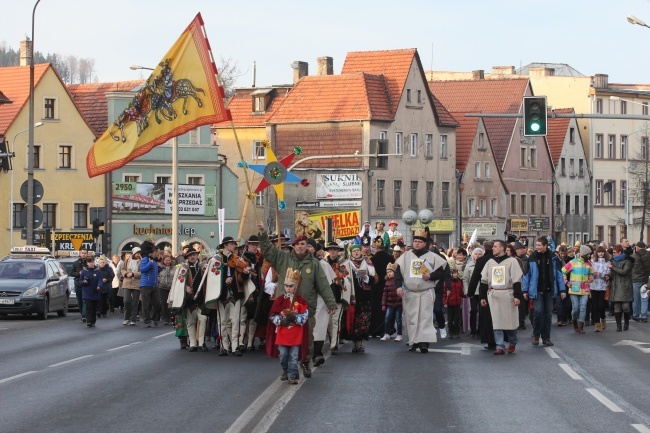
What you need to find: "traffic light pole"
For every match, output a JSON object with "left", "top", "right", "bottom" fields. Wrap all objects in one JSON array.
[{"left": 465, "top": 113, "right": 650, "bottom": 120}]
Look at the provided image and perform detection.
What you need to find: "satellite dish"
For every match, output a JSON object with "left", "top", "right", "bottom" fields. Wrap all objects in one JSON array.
[
  {"left": 402, "top": 210, "right": 418, "bottom": 226},
  {"left": 418, "top": 209, "right": 434, "bottom": 225}
]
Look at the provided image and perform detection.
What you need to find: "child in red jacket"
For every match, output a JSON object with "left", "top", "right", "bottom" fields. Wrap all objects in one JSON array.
[
  {"left": 380, "top": 263, "right": 403, "bottom": 342},
  {"left": 446, "top": 269, "right": 464, "bottom": 339}
]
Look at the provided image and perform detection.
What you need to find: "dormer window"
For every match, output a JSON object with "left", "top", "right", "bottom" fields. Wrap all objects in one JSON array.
[
  {"left": 251, "top": 88, "right": 274, "bottom": 114},
  {"left": 254, "top": 96, "right": 265, "bottom": 113}
]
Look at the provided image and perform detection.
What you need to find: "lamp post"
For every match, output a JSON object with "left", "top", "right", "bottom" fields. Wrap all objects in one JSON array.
[
  {"left": 27, "top": 0, "right": 42, "bottom": 245},
  {"left": 11, "top": 122, "right": 44, "bottom": 249},
  {"left": 627, "top": 15, "right": 650, "bottom": 29}
]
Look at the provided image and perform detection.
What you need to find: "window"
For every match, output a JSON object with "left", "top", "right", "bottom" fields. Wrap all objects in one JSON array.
[
  {"left": 569, "top": 127, "right": 575, "bottom": 144},
  {"left": 43, "top": 203, "right": 56, "bottom": 229},
  {"left": 155, "top": 175, "right": 171, "bottom": 184},
  {"left": 189, "top": 128, "right": 199, "bottom": 145},
  {"left": 474, "top": 162, "right": 481, "bottom": 178},
  {"left": 187, "top": 176, "right": 203, "bottom": 185},
  {"left": 440, "top": 135, "right": 447, "bottom": 159},
  {"left": 556, "top": 194, "right": 561, "bottom": 214},
  {"left": 479, "top": 199, "right": 486, "bottom": 217},
  {"left": 621, "top": 180, "right": 627, "bottom": 206},
  {"left": 124, "top": 175, "right": 140, "bottom": 182},
  {"left": 406, "top": 89, "right": 412, "bottom": 103},
  {"left": 560, "top": 158, "right": 566, "bottom": 176},
  {"left": 520, "top": 195, "right": 527, "bottom": 215},
  {"left": 490, "top": 198, "right": 498, "bottom": 216},
  {"left": 13, "top": 203, "right": 25, "bottom": 228},
  {"left": 607, "top": 181, "right": 615, "bottom": 205},
  {"left": 395, "top": 132, "right": 403, "bottom": 155},
  {"left": 608, "top": 135, "right": 616, "bottom": 158},
  {"left": 44, "top": 97, "right": 56, "bottom": 119},
  {"left": 596, "top": 226, "right": 604, "bottom": 242},
  {"left": 583, "top": 195, "right": 589, "bottom": 215},
  {"left": 541, "top": 195, "right": 547, "bottom": 214},
  {"left": 608, "top": 226, "right": 616, "bottom": 246},
  {"left": 643, "top": 136, "right": 649, "bottom": 160},
  {"left": 530, "top": 194, "right": 536, "bottom": 214},
  {"left": 417, "top": 89, "right": 422, "bottom": 103},
  {"left": 595, "top": 180, "right": 603, "bottom": 205},
  {"left": 510, "top": 194, "right": 517, "bottom": 214},
  {"left": 568, "top": 233, "right": 574, "bottom": 247},
  {"left": 484, "top": 162, "right": 490, "bottom": 179},
  {"left": 426, "top": 181, "right": 434, "bottom": 208},
  {"left": 478, "top": 133, "right": 485, "bottom": 149},
  {"left": 373, "top": 139, "right": 388, "bottom": 169},
  {"left": 425, "top": 134, "right": 433, "bottom": 158},
  {"left": 394, "top": 180, "right": 402, "bottom": 208},
  {"left": 410, "top": 181, "right": 418, "bottom": 208},
  {"left": 442, "top": 182, "right": 450, "bottom": 209},
  {"left": 253, "top": 96, "right": 265, "bottom": 113},
  {"left": 530, "top": 147, "right": 537, "bottom": 169},
  {"left": 253, "top": 140, "right": 266, "bottom": 160},
  {"left": 565, "top": 194, "right": 571, "bottom": 215},
  {"left": 467, "top": 198, "right": 475, "bottom": 217},
  {"left": 595, "top": 134, "right": 603, "bottom": 158},
  {"left": 621, "top": 135, "right": 627, "bottom": 160},
  {"left": 520, "top": 148, "right": 527, "bottom": 168},
  {"left": 74, "top": 204, "right": 88, "bottom": 229},
  {"left": 379, "top": 131, "right": 387, "bottom": 140},
  {"left": 32, "top": 144, "right": 41, "bottom": 169},
  {"left": 621, "top": 100, "right": 627, "bottom": 115},
  {"left": 255, "top": 191, "right": 264, "bottom": 206},
  {"left": 596, "top": 98, "right": 603, "bottom": 114},
  {"left": 376, "top": 180, "right": 385, "bottom": 207},
  {"left": 643, "top": 102, "right": 649, "bottom": 116},
  {"left": 578, "top": 159, "right": 585, "bottom": 177},
  {"left": 56, "top": 145, "right": 72, "bottom": 169},
  {"left": 575, "top": 195, "right": 580, "bottom": 215},
  {"left": 410, "top": 134, "right": 418, "bottom": 157},
  {"left": 569, "top": 158, "right": 575, "bottom": 177}
]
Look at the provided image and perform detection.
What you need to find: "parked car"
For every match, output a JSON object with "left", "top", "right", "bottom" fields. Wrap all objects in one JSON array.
[
  {"left": 58, "top": 257, "right": 80, "bottom": 310},
  {"left": 0, "top": 246, "right": 70, "bottom": 319}
]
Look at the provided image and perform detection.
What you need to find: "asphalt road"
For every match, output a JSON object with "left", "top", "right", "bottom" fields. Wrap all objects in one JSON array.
[{"left": 1, "top": 312, "right": 649, "bottom": 433}]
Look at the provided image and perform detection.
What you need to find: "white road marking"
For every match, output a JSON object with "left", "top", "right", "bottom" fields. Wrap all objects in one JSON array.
[
  {"left": 250, "top": 379, "right": 304, "bottom": 433},
  {"left": 47, "top": 354, "right": 93, "bottom": 367},
  {"left": 587, "top": 388, "right": 624, "bottom": 412},
  {"left": 632, "top": 424, "right": 650, "bottom": 433},
  {"left": 152, "top": 331, "right": 174, "bottom": 339},
  {"left": 0, "top": 371, "right": 36, "bottom": 384},
  {"left": 428, "top": 348, "right": 463, "bottom": 355},
  {"left": 106, "top": 341, "right": 142, "bottom": 352},
  {"left": 558, "top": 363, "right": 582, "bottom": 380},
  {"left": 545, "top": 347, "right": 560, "bottom": 358}
]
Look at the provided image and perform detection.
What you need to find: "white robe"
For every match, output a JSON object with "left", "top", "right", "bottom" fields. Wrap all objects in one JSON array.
[{"left": 480, "top": 256, "right": 523, "bottom": 330}]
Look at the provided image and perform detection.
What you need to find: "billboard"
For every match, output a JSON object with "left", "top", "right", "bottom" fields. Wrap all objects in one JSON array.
[
  {"left": 112, "top": 182, "right": 215, "bottom": 216},
  {"left": 294, "top": 209, "right": 361, "bottom": 242},
  {"left": 316, "top": 174, "right": 363, "bottom": 199}
]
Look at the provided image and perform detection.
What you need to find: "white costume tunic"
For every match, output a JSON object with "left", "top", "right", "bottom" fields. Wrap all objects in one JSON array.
[
  {"left": 396, "top": 249, "right": 448, "bottom": 345},
  {"left": 480, "top": 255, "right": 523, "bottom": 330},
  {"left": 314, "top": 259, "right": 338, "bottom": 341}
]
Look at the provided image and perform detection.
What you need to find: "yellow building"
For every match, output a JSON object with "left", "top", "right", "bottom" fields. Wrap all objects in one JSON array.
[{"left": 0, "top": 62, "right": 102, "bottom": 252}]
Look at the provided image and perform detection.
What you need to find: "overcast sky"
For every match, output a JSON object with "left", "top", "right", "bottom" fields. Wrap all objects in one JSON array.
[{"left": 3, "top": 0, "right": 650, "bottom": 88}]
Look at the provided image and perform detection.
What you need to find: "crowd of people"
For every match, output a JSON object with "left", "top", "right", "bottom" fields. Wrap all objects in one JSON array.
[{"left": 66, "top": 219, "right": 650, "bottom": 381}]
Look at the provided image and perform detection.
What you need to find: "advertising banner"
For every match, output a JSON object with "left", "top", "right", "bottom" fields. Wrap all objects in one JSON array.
[
  {"left": 112, "top": 182, "right": 215, "bottom": 216},
  {"left": 294, "top": 209, "right": 361, "bottom": 242},
  {"left": 53, "top": 232, "right": 96, "bottom": 251},
  {"left": 462, "top": 223, "right": 498, "bottom": 237},
  {"left": 316, "top": 174, "right": 363, "bottom": 199}
]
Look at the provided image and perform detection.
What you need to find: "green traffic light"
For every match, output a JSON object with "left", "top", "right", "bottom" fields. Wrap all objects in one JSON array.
[{"left": 530, "top": 123, "right": 540, "bottom": 132}]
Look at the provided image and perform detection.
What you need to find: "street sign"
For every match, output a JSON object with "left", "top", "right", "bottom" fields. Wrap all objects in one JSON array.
[
  {"left": 19, "top": 205, "right": 43, "bottom": 229},
  {"left": 20, "top": 179, "right": 44, "bottom": 204}
]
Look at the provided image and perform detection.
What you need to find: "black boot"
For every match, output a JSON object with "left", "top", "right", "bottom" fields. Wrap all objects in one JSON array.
[
  {"left": 301, "top": 362, "right": 312, "bottom": 378},
  {"left": 313, "top": 341, "right": 325, "bottom": 366},
  {"left": 623, "top": 312, "right": 630, "bottom": 331},
  {"left": 615, "top": 313, "right": 623, "bottom": 332}
]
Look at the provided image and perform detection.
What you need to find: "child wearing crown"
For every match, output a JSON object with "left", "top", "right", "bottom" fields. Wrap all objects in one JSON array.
[{"left": 266, "top": 268, "right": 309, "bottom": 384}]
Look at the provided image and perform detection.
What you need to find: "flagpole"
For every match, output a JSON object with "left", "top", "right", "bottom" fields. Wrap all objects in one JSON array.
[
  {"left": 275, "top": 190, "right": 282, "bottom": 248},
  {"left": 237, "top": 170, "right": 256, "bottom": 241},
  {"left": 172, "top": 136, "right": 179, "bottom": 255}
]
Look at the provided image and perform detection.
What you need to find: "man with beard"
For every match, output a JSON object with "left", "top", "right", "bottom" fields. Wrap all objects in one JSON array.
[
  {"left": 480, "top": 240, "right": 524, "bottom": 355},
  {"left": 325, "top": 242, "right": 353, "bottom": 355},
  {"left": 394, "top": 229, "right": 448, "bottom": 353},
  {"left": 467, "top": 240, "right": 496, "bottom": 349},
  {"left": 370, "top": 237, "right": 395, "bottom": 337}
]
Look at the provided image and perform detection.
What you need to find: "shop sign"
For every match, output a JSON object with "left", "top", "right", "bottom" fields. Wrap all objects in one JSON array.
[
  {"left": 462, "top": 223, "right": 498, "bottom": 237},
  {"left": 316, "top": 174, "right": 362, "bottom": 199},
  {"left": 132, "top": 224, "right": 196, "bottom": 237},
  {"left": 410, "top": 219, "right": 454, "bottom": 233},
  {"left": 528, "top": 217, "right": 550, "bottom": 231},
  {"left": 294, "top": 209, "right": 361, "bottom": 241},
  {"left": 53, "top": 232, "right": 96, "bottom": 251},
  {"left": 511, "top": 218, "right": 529, "bottom": 232}
]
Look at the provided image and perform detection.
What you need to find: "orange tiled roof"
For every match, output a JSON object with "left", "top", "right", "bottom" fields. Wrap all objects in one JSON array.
[
  {"left": 546, "top": 108, "right": 573, "bottom": 164},
  {"left": 0, "top": 64, "right": 50, "bottom": 135},
  {"left": 267, "top": 73, "right": 392, "bottom": 123},
  {"left": 483, "top": 117, "right": 517, "bottom": 167},
  {"left": 428, "top": 78, "right": 529, "bottom": 114},
  {"left": 452, "top": 113, "right": 479, "bottom": 174},
  {"left": 67, "top": 80, "right": 144, "bottom": 137},
  {"left": 0, "top": 89, "right": 11, "bottom": 105},
  {"left": 431, "top": 93, "right": 459, "bottom": 127},
  {"left": 215, "top": 87, "right": 290, "bottom": 127}
]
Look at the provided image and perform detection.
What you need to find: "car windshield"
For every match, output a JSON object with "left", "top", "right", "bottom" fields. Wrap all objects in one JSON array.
[
  {"left": 62, "top": 262, "right": 74, "bottom": 274},
  {"left": 0, "top": 262, "right": 46, "bottom": 280}
]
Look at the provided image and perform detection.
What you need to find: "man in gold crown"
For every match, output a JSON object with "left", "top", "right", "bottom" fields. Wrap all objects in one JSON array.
[{"left": 394, "top": 228, "right": 448, "bottom": 353}]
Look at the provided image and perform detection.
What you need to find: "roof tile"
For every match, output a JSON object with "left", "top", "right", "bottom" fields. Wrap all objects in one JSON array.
[
  {"left": 215, "top": 87, "right": 290, "bottom": 127},
  {"left": 428, "top": 78, "right": 529, "bottom": 114},
  {"left": 546, "top": 108, "right": 573, "bottom": 164},
  {"left": 452, "top": 113, "right": 479, "bottom": 173},
  {"left": 0, "top": 64, "right": 50, "bottom": 135}
]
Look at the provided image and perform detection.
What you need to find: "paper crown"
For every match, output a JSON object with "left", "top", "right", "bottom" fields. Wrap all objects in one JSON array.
[
  {"left": 145, "top": 233, "right": 156, "bottom": 243},
  {"left": 413, "top": 228, "right": 428, "bottom": 241},
  {"left": 372, "top": 237, "right": 384, "bottom": 247},
  {"left": 181, "top": 240, "right": 189, "bottom": 249},
  {"left": 284, "top": 268, "right": 301, "bottom": 286}
]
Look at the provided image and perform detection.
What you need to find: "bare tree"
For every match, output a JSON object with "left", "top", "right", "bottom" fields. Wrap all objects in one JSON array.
[
  {"left": 628, "top": 126, "right": 650, "bottom": 242},
  {"left": 78, "top": 58, "right": 95, "bottom": 84},
  {"left": 66, "top": 55, "right": 79, "bottom": 84},
  {"left": 217, "top": 56, "right": 241, "bottom": 97}
]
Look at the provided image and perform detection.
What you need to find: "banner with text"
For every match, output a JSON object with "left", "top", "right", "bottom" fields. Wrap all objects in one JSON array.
[
  {"left": 316, "top": 174, "right": 363, "bottom": 199},
  {"left": 294, "top": 209, "right": 361, "bottom": 242},
  {"left": 112, "top": 182, "right": 215, "bottom": 216},
  {"left": 53, "top": 232, "right": 96, "bottom": 251}
]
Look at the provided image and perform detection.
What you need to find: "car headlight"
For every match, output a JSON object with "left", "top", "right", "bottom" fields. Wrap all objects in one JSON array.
[{"left": 22, "top": 286, "right": 41, "bottom": 297}]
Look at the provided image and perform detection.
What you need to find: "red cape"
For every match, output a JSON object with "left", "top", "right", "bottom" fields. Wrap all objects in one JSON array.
[{"left": 265, "top": 294, "right": 309, "bottom": 362}]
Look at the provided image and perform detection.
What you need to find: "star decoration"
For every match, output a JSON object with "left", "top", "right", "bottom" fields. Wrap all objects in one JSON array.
[{"left": 247, "top": 144, "right": 303, "bottom": 203}]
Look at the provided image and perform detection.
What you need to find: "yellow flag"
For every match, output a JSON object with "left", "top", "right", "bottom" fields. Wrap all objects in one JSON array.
[{"left": 86, "top": 13, "right": 231, "bottom": 178}]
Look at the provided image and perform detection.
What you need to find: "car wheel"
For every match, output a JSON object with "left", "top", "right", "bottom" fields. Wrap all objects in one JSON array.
[
  {"left": 37, "top": 297, "right": 49, "bottom": 320},
  {"left": 57, "top": 295, "right": 69, "bottom": 317}
]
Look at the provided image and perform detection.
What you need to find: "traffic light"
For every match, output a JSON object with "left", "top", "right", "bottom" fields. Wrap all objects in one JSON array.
[
  {"left": 92, "top": 219, "right": 104, "bottom": 239},
  {"left": 102, "top": 232, "right": 112, "bottom": 255},
  {"left": 523, "top": 96, "right": 547, "bottom": 136},
  {"left": 0, "top": 139, "right": 12, "bottom": 173}
]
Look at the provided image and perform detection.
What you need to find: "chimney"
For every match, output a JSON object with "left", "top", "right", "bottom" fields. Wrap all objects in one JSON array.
[
  {"left": 471, "top": 70, "right": 484, "bottom": 80},
  {"left": 529, "top": 67, "right": 555, "bottom": 77},
  {"left": 292, "top": 61, "right": 308, "bottom": 84},
  {"left": 317, "top": 56, "right": 333, "bottom": 76},
  {"left": 593, "top": 74, "right": 609, "bottom": 89},
  {"left": 20, "top": 38, "right": 32, "bottom": 67},
  {"left": 492, "top": 66, "right": 515, "bottom": 76}
]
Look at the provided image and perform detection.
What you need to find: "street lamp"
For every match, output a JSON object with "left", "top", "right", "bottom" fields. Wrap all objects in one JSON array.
[
  {"left": 11, "top": 122, "right": 43, "bottom": 249},
  {"left": 627, "top": 15, "right": 650, "bottom": 29},
  {"left": 27, "top": 0, "right": 42, "bottom": 245},
  {"left": 130, "top": 65, "right": 155, "bottom": 71}
]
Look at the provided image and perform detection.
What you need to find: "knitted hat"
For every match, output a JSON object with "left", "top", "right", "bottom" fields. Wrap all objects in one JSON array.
[
  {"left": 579, "top": 245, "right": 592, "bottom": 257},
  {"left": 350, "top": 244, "right": 361, "bottom": 252}
]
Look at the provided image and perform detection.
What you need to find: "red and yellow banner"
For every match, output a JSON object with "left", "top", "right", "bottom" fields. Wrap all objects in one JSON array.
[
  {"left": 294, "top": 209, "right": 361, "bottom": 242},
  {"left": 86, "top": 13, "right": 231, "bottom": 178}
]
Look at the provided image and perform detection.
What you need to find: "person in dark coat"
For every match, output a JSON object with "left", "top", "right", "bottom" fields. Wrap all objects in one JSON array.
[
  {"left": 370, "top": 237, "right": 395, "bottom": 337},
  {"left": 69, "top": 248, "right": 89, "bottom": 322},
  {"left": 80, "top": 257, "right": 101, "bottom": 327},
  {"left": 467, "top": 240, "right": 496, "bottom": 349},
  {"left": 97, "top": 256, "right": 115, "bottom": 318}
]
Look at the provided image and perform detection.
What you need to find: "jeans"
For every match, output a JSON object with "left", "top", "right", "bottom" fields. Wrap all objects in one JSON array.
[
  {"left": 140, "top": 286, "right": 161, "bottom": 324},
  {"left": 532, "top": 291, "right": 553, "bottom": 340},
  {"left": 384, "top": 306, "right": 403, "bottom": 335},
  {"left": 75, "top": 287, "right": 87, "bottom": 318},
  {"left": 123, "top": 288, "right": 140, "bottom": 322},
  {"left": 632, "top": 281, "right": 648, "bottom": 319},
  {"left": 278, "top": 345, "right": 300, "bottom": 378},
  {"left": 570, "top": 294, "right": 588, "bottom": 322},
  {"left": 494, "top": 329, "right": 518, "bottom": 350}
]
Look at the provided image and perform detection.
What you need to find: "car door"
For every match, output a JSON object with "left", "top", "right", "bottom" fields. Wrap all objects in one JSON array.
[
  {"left": 46, "top": 261, "right": 62, "bottom": 309},
  {"left": 57, "top": 261, "right": 69, "bottom": 306}
]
